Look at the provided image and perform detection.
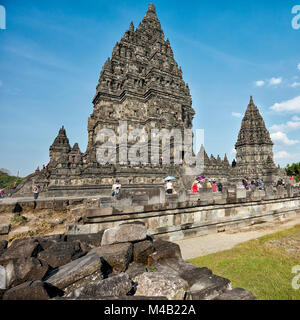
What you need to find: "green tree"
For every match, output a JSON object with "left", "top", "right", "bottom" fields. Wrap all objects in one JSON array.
[
  {"left": 0, "top": 170, "right": 23, "bottom": 189},
  {"left": 285, "top": 162, "right": 300, "bottom": 182}
]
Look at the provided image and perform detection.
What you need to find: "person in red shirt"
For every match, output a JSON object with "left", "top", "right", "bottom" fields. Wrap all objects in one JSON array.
[
  {"left": 212, "top": 182, "right": 217, "bottom": 192},
  {"left": 191, "top": 181, "right": 198, "bottom": 193}
]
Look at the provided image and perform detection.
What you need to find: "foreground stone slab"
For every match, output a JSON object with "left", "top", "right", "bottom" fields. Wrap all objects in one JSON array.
[
  {"left": 101, "top": 223, "right": 147, "bottom": 246},
  {"left": 135, "top": 272, "right": 189, "bottom": 300},
  {"left": 6, "top": 257, "right": 49, "bottom": 288},
  {"left": 133, "top": 240, "right": 155, "bottom": 264},
  {"left": 158, "top": 258, "right": 212, "bottom": 286},
  {"left": 66, "top": 232, "right": 104, "bottom": 248},
  {"left": 213, "top": 288, "right": 257, "bottom": 300},
  {"left": 125, "top": 262, "right": 148, "bottom": 280},
  {"left": 91, "top": 243, "right": 133, "bottom": 273},
  {"left": 45, "top": 252, "right": 102, "bottom": 290},
  {"left": 147, "top": 239, "right": 182, "bottom": 265},
  {"left": 37, "top": 241, "right": 86, "bottom": 268},
  {"left": 70, "top": 273, "right": 132, "bottom": 299},
  {"left": 186, "top": 274, "right": 231, "bottom": 300},
  {"left": 35, "top": 234, "right": 66, "bottom": 250},
  {"left": 3, "top": 280, "right": 63, "bottom": 300},
  {"left": 0, "top": 238, "right": 42, "bottom": 267}
]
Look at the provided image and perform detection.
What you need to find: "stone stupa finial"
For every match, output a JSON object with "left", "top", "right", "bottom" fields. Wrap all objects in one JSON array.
[{"left": 148, "top": 3, "right": 156, "bottom": 13}]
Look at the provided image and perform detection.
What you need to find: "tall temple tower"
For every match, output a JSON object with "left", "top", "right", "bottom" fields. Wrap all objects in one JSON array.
[
  {"left": 235, "top": 96, "right": 276, "bottom": 177},
  {"left": 87, "top": 3, "right": 194, "bottom": 167}
]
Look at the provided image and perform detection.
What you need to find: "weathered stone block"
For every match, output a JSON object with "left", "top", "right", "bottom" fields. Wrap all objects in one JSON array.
[
  {"left": 158, "top": 258, "right": 212, "bottom": 286},
  {"left": 133, "top": 240, "right": 155, "bottom": 264},
  {"left": 66, "top": 232, "right": 104, "bottom": 248},
  {"left": 6, "top": 257, "right": 49, "bottom": 288},
  {"left": 37, "top": 241, "right": 87, "bottom": 268},
  {"left": 0, "top": 224, "right": 10, "bottom": 235},
  {"left": 45, "top": 252, "right": 102, "bottom": 290},
  {"left": 125, "top": 262, "right": 147, "bottom": 280},
  {"left": 91, "top": 243, "right": 133, "bottom": 273},
  {"left": 0, "top": 238, "right": 42, "bottom": 267},
  {"left": 186, "top": 274, "right": 231, "bottom": 300},
  {"left": 3, "top": 280, "right": 63, "bottom": 300},
  {"left": 101, "top": 222, "right": 147, "bottom": 246},
  {"left": 213, "top": 288, "right": 257, "bottom": 300},
  {"left": 86, "top": 207, "right": 113, "bottom": 218},
  {"left": 148, "top": 239, "right": 182, "bottom": 265},
  {"left": 71, "top": 273, "right": 132, "bottom": 299},
  {"left": 135, "top": 272, "right": 189, "bottom": 300}
]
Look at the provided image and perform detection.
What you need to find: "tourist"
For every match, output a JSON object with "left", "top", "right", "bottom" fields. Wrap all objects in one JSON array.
[
  {"left": 165, "top": 180, "right": 176, "bottom": 194},
  {"left": 212, "top": 181, "right": 217, "bottom": 192},
  {"left": 232, "top": 159, "right": 237, "bottom": 168},
  {"left": 276, "top": 179, "right": 284, "bottom": 187},
  {"left": 242, "top": 177, "right": 248, "bottom": 189},
  {"left": 259, "top": 179, "right": 265, "bottom": 190},
  {"left": 197, "top": 181, "right": 203, "bottom": 191},
  {"left": 33, "top": 185, "right": 40, "bottom": 200},
  {"left": 191, "top": 181, "right": 198, "bottom": 193},
  {"left": 217, "top": 182, "right": 223, "bottom": 192},
  {"left": 206, "top": 180, "right": 212, "bottom": 189},
  {"left": 0, "top": 189, "right": 4, "bottom": 198},
  {"left": 111, "top": 180, "right": 121, "bottom": 197}
]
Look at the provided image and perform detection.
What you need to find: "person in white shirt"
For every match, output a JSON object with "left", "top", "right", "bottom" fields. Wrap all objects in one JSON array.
[
  {"left": 112, "top": 180, "right": 121, "bottom": 197},
  {"left": 165, "top": 180, "right": 176, "bottom": 194}
]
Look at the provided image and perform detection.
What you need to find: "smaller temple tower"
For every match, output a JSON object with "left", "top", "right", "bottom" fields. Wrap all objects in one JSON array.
[
  {"left": 235, "top": 96, "right": 275, "bottom": 177},
  {"left": 49, "top": 126, "right": 71, "bottom": 164}
]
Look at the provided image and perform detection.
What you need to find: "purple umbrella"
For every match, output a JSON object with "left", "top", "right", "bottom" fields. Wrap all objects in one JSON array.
[{"left": 196, "top": 176, "right": 206, "bottom": 181}]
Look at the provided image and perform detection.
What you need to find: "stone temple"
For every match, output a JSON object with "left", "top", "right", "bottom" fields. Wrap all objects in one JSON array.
[{"left": 13, "top": 4, "right": 284, "bottom": 198}]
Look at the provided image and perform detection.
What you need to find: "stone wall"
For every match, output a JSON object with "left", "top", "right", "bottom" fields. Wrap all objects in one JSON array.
[{"left": 1, "top": 185, "right": 300, "bottom": 241}]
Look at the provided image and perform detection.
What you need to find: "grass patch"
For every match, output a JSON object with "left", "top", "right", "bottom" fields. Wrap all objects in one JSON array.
[{"left": 188, "top": 224, "right": 300, "bottom": 300}]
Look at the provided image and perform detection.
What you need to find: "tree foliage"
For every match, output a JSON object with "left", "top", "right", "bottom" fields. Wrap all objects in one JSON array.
[
  {"left": 285, "top": 162, "right": 300, "bottom": 182},
  {"left": 0, "top": 170, "right": 23, "bottom": 189}
]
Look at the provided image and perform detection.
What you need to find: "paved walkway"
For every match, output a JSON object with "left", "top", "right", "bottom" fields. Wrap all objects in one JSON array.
[{"left": 174, "top": 215, "right": 300, "bottom": 260}]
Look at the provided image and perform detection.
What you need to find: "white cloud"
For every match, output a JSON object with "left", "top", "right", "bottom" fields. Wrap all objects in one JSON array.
[
  {"left": 270, "top": 118, "right": 300, "bottom": 132},
  {"left": 274, "top": 151, "right": 292, "bottom": 159},
  {"left": 269, "top": 77, "right": 282, "bottom": 86},
  {"left": 270, "top": 96, "right": 300, "bottom": 113},
  {"left": 291, "top": 82, "right": 300, "bottom": 88},
  {"left": 255, "top": 80, "right": 265, "bottom": 87},
  {"left": 232, "top": 112, "right": 242, "bottom": 118},
  {"left": 298, "top": 63, "right": 300, "bottom": 71},
  {"left": 270, "top": 131, "right": 299, "bottom": 146}
]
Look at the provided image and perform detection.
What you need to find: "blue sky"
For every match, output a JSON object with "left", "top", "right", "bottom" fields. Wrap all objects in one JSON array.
[{"left": 0, "top": 0, "right": 300, "bottom": 176}]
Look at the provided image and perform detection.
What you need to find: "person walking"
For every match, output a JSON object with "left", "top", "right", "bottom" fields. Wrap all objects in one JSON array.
[
  {"left": 0, "top": 189, "right": 4, "bottom": 198},
  {"left": 33, "top": 185, "right": 40, "bottom": 200},
  {"left": 111, "top": 180, "right": 121, "bottom": 197}
]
